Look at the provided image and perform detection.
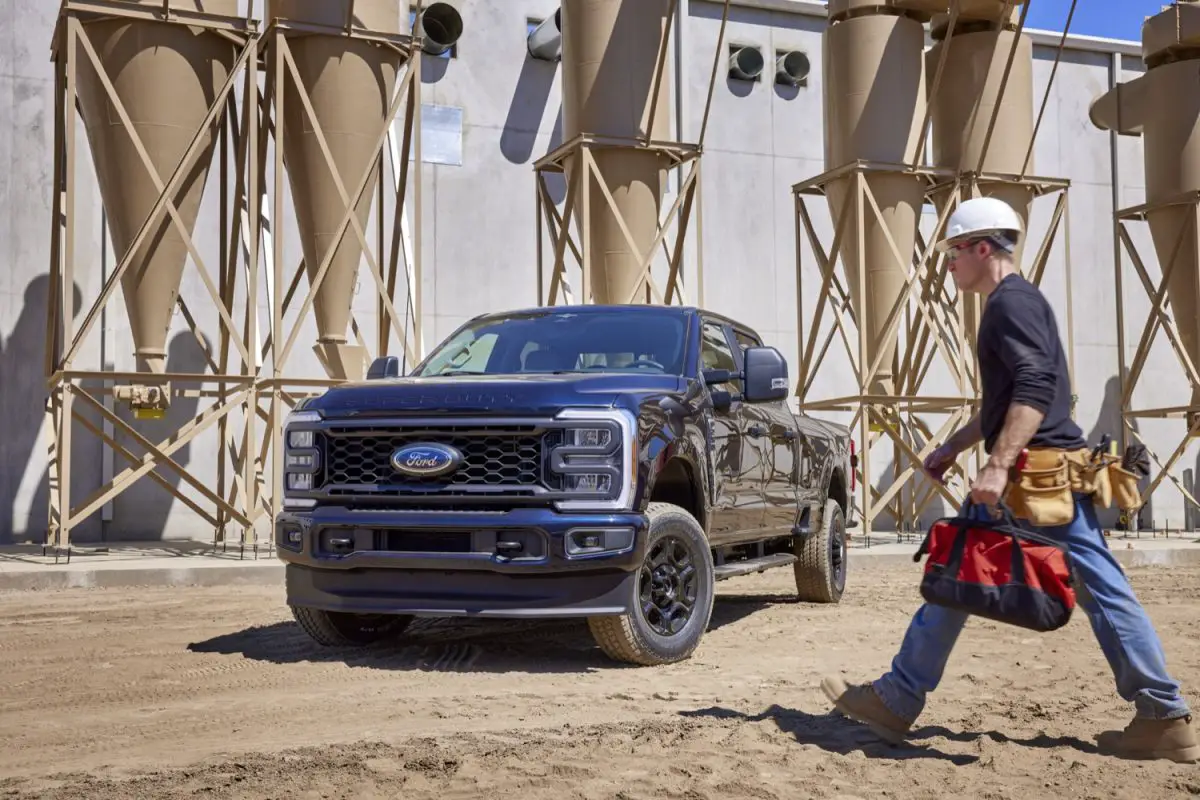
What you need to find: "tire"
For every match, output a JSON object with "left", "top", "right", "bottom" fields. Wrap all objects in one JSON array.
[
  {"left": 793, "top": 497, "right": 848, "bottom": 604},
  {"left": 587, "top": 502, "right": 716, "bottom": 666},
  {"left": 291, "top": 605, "right": 414, "bottom": 647}
]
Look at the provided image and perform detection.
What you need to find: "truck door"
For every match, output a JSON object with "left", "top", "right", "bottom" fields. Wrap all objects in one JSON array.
[
  {"left": 699, "top": 320, "right": 764, "bottom": 542},
  {"left": 730, "top": 328, "right": 800, "bottom": 537}
]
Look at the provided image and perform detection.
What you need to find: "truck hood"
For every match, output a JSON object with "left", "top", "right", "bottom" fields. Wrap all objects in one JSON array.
[{"left": 304, "top": 373, "right": 689, "bottom": 418}]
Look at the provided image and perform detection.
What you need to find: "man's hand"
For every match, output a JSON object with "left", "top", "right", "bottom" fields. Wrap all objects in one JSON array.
[
  {"left": 923, "top": 444, "right": 957, "bottom": 485},
  {"left": 970, "top": 462, "right": 1009, "bottom": 509}
]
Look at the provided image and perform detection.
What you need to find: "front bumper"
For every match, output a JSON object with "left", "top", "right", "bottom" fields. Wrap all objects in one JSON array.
[{"left": 274, "top": 506, "right": 648, "bottom": 618}]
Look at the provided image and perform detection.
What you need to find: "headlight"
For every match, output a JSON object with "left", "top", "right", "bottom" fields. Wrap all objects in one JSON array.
[
  {"left": 283, "top": 410, "right": 322, "bottom": 498},
  {"left": 550, "top": 408, "right": 637, "bottom": 511}
]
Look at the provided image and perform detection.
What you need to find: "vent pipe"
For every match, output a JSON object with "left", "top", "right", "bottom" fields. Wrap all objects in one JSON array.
[
  {"left": 528, "top": 9, "right": 562, "bottom": 61},
  {"left": 418, "top": 2, "right": 464, "bottom": 56}
]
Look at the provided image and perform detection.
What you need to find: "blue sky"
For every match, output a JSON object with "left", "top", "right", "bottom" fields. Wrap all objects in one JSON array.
[{"left": 1023, "top": 0, "right": 1162, "bottom": 42}]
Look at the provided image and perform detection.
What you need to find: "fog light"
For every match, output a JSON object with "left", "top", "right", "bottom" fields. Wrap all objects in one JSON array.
[
  {"left": 566, "top": 527, "right": 635, "bottom": 557},
  {"left": 278, "top": 524, "right": 304, "bottom": 551},
  {"left": 288, "top": 473, "right": 313, "bottom": 491}
]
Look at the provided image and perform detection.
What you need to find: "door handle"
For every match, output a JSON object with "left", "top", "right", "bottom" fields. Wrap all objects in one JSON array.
[{"left": 748, "top": 424, "right": 767, "bottom": 438}]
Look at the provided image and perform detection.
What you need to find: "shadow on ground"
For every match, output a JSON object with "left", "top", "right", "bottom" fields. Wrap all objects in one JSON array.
[
  {"left": 186, "top": 591, "right": 781, "bottom": 674},
  {"left": 682, "top": 704, "right": 1102, "bottom": 764}
]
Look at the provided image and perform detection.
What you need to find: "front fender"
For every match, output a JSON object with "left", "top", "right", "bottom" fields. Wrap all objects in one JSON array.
[{"left": 633, "top": 394, "right": 711, "bottom": 522}]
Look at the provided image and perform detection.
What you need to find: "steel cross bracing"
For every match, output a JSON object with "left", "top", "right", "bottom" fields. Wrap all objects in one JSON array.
[
  {"left": 1112, "top": 191, "right": 1200, "bottom": 518},
  {"left": 793, "top": 163, "right": 1071, "bottom": 537},
  {"left": 534, "top": 0, "right": 732, "bottom": 308},
  {"left": 44, "top": 0, "right": 264, "bottom": 562},
  {"left": 40, "top": 0, "right": 429, "bottom": 562},
  {"left": 793, "top": 0, "right": 1081, "bottom": 539},
  {"left": 251, "top": 13, "right": 427, "bottom": 538}
]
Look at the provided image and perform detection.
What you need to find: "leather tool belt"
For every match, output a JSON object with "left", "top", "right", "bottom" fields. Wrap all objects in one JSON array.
[{"left": 1003, "top": 446, "right": 1144, "bottom": 528}]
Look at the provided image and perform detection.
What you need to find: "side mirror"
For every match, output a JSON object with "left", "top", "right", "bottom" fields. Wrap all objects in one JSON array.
[
  {"left": 367, "top": 356, "right": 401, "bottom": 380},
  {"left": 743, "top": 346, "right": 789, "bottom": 403}
]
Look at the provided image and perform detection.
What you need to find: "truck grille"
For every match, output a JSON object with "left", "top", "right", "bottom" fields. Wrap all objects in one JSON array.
[{"left": 320, "top": 424, "right": 557, "bottom": 493}]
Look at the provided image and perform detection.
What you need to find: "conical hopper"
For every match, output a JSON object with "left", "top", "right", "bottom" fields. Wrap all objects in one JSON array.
[
  {"left": 822, "top": 10, "right": 927, "bottom": 397},
  {"left": 269, "top": 0, "right": 403, "bottom": 378},
  {"left": 925, "top": 21, "right": 1035, "bottom": 350},
  {"left": 560, "top": 0, "right": 674, "bottom": 305},
  {"left": 75, "top": 1, "right": 239, "bottom": 373}
]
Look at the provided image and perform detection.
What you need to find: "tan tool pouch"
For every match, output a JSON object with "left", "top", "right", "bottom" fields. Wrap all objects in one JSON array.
[
  {"left": 1004, "top": 448, "right": 1075, "bottom": 527},
  {"left": 1005, "top": 446, "right": 1145, "bottom": 525},
  {"left": 1065, "top": 449, "right": 1112, "bottom": 509},
  {"left": 1106, "top": 461, "right": 1144, "bottom": 511}
]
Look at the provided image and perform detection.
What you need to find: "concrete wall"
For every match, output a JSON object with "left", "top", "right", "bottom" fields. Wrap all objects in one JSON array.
[{"left": 0, "top": 0, "right": 1191, "bottom": 543}]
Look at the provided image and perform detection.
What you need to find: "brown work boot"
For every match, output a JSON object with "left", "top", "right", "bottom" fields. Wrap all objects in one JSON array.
[
  {"left": 821, "top": 675, "right": 914, "bottom": 745},
  {"left": 1096, "top": 715, "right": 1200, "bottom": 763}
]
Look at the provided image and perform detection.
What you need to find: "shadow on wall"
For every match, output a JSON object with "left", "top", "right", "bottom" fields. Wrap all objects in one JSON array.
[
  {"left": 108, "top": 331, "right": 207, "bottom": 541},
  {"left": 1085, "top": 373, "right": 1152, "bottom": 530},
  {"left": 869, "top": 453, "right": 950, "bottom": 535},
  {"left": 0, "top": 277, "right": 82, "bottom": 545},
  {"left": 499, "top": 44, "right": 566, "bottom": 207},
  {"left": 500, "top": 46, "right": 558, "bottom": 164},
  {"left": 0, "top": 275, "right": 210, "bottom": 543}
]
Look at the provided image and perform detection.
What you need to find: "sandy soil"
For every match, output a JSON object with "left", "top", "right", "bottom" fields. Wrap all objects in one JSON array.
[{"left": 2, "top": 560, "right": 1200, "bottom": 799}]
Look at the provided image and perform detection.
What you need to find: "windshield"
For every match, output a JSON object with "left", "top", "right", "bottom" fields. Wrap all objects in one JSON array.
[{"left": 413, "top": 310, "right": 690, "bottom": 377}]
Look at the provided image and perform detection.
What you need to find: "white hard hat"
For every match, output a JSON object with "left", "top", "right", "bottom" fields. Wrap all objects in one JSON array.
[{"left": 935, "top": 196, "right": 1023, "bottom": 253}]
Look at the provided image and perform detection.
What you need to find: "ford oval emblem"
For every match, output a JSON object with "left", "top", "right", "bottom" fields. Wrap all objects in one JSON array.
[{"left": 390, "top": 443, "right": 463, "bottom": 478}]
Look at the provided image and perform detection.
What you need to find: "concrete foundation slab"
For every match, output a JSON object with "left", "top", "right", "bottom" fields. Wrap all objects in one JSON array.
[{"left": 3, "top": 532, "right": 1198, "bottom": 592}]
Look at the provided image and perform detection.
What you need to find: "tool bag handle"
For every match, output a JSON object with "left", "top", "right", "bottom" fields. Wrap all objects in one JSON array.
[{"left": 913, "top": 500, "right": 1070, "bottom": 564}]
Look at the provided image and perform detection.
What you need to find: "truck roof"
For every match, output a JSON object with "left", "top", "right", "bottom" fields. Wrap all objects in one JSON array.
[{"left": 467, "top": 304, "right": 762, "bottom": 341}]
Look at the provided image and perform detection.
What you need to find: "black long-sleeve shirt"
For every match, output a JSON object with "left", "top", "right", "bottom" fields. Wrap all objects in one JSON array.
[{"left": 976, "top": 273, "right": 1085, "bottom": 454}]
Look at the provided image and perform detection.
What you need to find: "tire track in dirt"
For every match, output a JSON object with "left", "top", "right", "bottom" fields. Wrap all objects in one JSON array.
[{"left": 2, "top": 565, "right": 1200, "bottom": 797}]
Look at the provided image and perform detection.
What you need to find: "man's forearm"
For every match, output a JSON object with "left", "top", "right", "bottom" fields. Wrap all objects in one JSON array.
[
  {"left": 946, "top": 413, "right": 983, "bottom": 455},
  {"left": 985, "top": 403, "right": 1046, "bottom": 471}
]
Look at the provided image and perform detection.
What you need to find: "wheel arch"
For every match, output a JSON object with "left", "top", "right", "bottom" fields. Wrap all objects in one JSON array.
[{"left": 646, "top": 454, "right": 707, "bottom": 533}]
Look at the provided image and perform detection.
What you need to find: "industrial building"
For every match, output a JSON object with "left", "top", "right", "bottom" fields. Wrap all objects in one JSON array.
[{"left": 0, "top": 0, "right": 1192, "bottom": 546}]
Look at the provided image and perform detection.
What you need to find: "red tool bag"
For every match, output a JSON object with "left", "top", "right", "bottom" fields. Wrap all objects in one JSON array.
[{"left": 913, "top": 504, "right": 1077, "bottom": 632}]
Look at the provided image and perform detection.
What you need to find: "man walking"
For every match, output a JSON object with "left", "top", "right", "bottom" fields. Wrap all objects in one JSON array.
[{"left": 820, "top": 197, "right": 1198, "bottom": 762}]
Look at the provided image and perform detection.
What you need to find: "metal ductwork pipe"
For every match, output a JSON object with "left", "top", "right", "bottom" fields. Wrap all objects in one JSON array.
[
  {"left": 728, "top": 45, "right": 764, "bottom": 81},
  {"left": 418, "top": 2, "right": 463, "bottom": 56},
  {"left": 527, "top": 8, "right": 562, "bottom": 61},
  {"left": 775, "top": 50, "right": 810, "bottom": 86},
  {"left": 1091, "top": 1, "right": 1200, "bottom": 424}
]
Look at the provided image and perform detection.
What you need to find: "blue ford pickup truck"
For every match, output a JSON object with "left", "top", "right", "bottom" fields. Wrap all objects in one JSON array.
[{"left": 276, "top": 304, "right": 857, "bottom": 665}]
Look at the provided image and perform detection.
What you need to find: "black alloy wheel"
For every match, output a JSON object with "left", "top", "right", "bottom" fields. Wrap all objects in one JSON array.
[{"left": 639, "top": 534, "right": 699, "bottom": 637}]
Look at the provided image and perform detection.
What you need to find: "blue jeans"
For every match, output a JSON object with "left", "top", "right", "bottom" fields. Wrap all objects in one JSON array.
[{"left": 872, "top": 493, "right": 1190, "bottom": 722}]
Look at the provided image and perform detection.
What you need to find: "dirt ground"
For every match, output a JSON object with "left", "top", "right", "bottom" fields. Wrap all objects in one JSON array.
[{"left": 2, "top": 560, "right": 1200, "bottom": 800}]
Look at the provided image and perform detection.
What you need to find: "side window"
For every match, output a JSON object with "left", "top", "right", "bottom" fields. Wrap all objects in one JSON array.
[
  {"left": 700, "top": 320, "right": 742, "bottom": 394},
  {"left": 734, "top": 329, "right": 761, "bottom": 351}
]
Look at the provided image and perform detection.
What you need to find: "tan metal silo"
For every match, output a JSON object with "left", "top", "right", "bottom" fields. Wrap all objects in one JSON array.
[
  {"left": 559, "top": 0, "right": 674, "bottom": 305},
  {"left": 821, "top": 0, "right": 929, "bottom": 397},
  {"left": 267, "top": 0, "right": 406, "bottom": 380},
  {"left": 1091, "top": 1, "right": 1200, "bottom": 431},
  {"left": 74, "top": 0, "right": 240, "bottom": 374},
  {"left": 924, "top": 5, "right": 1035, "bottom": 348}
]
